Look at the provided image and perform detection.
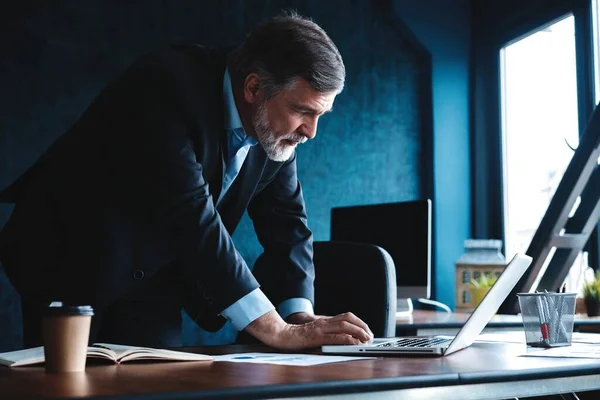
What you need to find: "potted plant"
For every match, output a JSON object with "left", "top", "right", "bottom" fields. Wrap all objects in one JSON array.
[
  {"left": 583, "top": 271, "right": 600, "bottom": 317},
  {"left": 470, "top": 273, "right": 498, "bottom": 308}
]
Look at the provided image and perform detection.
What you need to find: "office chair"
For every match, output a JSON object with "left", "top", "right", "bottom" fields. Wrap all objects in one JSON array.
[{"left": 312, "top": 240, "right": 397, "bottom": 338}]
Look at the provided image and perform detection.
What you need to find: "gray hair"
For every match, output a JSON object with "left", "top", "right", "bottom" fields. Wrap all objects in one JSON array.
[{"left": 228, "top": 11, "right": 345, "bottom": 99}]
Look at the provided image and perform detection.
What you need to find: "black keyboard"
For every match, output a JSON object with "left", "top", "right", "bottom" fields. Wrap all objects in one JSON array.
[{"left": 376, "top": 337, "right": 452, "bottom": 348}]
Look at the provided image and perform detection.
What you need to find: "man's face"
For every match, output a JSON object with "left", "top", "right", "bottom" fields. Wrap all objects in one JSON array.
[{"left": 252, "top": 79, "right": 336, "bottom": 162}]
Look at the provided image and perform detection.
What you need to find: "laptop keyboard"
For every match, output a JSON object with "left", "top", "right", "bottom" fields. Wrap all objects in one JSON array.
[{"left": 376, "top": 337, "right": 452, "bottom": 348}]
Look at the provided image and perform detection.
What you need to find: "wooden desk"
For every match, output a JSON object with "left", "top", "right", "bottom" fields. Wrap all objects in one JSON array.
[
  {"left": 397, "top": 310, "right": 600, "bottom": 336},
  {"left": 2, "top": 342, "right": 600, "bottom": 399}
]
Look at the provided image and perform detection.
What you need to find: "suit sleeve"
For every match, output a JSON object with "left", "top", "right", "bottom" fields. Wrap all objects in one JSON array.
[
  {"left": 112, "top": 64, "right": 259, "bottom": 316},
  {"left": 246, "top": 153, "right": 315, "bottom": 307}
]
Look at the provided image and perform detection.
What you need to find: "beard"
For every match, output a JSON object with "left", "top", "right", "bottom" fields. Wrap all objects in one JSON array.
[{"left": 253, "top": 102, "right": 307, "bottom": 162}]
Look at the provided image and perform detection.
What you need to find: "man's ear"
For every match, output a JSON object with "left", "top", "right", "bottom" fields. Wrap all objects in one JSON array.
[{"left": 243, "top": 73, "right": 262, "bottom": 104}]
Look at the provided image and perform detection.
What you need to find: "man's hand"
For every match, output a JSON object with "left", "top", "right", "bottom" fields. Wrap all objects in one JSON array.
[
  {"left": 285, "top": 311, "right": 324, "bottom": 325},
  {"left": 244, "top": 310, "right": 374, "bottom": 350}
]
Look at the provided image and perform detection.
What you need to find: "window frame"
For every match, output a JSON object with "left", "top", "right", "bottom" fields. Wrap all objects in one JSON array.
[{"left": 471, "top": 0, "right": 599, "bottom": 284}]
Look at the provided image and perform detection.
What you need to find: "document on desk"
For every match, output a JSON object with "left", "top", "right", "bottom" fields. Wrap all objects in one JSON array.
[
  {"left": 213, "top": 353, "right": 375, "bottom": 366},
  {"left": 520, "top": 343, "right": 600, "bottom": 359}
]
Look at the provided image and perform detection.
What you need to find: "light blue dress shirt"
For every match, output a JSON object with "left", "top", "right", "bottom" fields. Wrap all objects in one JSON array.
[{"left": 218, "top": 69, "right": 314, "bottom": 331}]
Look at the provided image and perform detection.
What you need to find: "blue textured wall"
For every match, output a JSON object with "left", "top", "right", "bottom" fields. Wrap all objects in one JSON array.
[
  {"left": 0, "top": 0, "right": 471, "bottom": 350},
  {"left": 394, "top": 0, "right": 471, "bottom": 311}
]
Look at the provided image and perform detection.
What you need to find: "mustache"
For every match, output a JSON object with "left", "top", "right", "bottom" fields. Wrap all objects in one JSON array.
[{"left": 283, "top": 133, "right": 308, "bottom": 144}]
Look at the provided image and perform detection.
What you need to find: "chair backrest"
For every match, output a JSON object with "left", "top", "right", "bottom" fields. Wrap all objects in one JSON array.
[{"left": 313, "top": 240, "right": 397, "bottom": 338}]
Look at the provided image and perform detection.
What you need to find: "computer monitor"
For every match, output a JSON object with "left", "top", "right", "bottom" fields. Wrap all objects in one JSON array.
[{"left": 330, "top": 199, "right": 432, "bottom": 300}]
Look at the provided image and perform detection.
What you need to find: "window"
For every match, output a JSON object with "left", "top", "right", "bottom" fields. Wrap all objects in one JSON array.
[
  {"left": 462, "top": 270, "right": 470, "bottom": 284},
  {"left": 593, "top": 0, "right": 600, "bottom": 105},
  {"left": 462, "top": 290, "right": 471, "bottom": 304},
  {"left": 593, "top": 0, "right": 600, "bottom": 168},
  {"left": 500, "top": 15, "right": 588, "bottom": 291}
]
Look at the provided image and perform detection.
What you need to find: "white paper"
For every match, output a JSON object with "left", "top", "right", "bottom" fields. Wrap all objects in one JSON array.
[
  {"left": 520, "top": 343, "right": 600, "bottom": 359},
  {"left": 213, "top": 352, "right": 375, "bottom": 366}
]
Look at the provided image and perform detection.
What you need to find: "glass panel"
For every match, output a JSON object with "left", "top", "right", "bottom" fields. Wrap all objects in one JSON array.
[
  {"left": 462, "top": 270, "right": 470, "bottom": 284},
  {"left": 593, "top": 0, "right": 600, "bottom": 105},
  {"left": 500, "top": 15, "right": 588, "bottom": 290},
  {"left": 463, "top": 290, "right": 471, "bottom": 304},
  {"left": 592, "top": 0, "right": 600, "bottom": 165}
]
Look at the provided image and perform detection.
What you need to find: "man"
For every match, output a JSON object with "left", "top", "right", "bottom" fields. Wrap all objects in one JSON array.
[{"left": 0, "top": 12, "right": 373, "bottom": 350}]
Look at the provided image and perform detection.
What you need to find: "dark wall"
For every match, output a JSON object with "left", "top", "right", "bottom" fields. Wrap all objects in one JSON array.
[{"left": 0, "top": 0, "right": 471, "bottom": 350}]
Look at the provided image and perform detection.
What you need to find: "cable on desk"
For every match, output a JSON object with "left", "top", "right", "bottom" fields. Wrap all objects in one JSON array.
[{"left": 418, "top": 298, "right": 452, "bottom": 314}]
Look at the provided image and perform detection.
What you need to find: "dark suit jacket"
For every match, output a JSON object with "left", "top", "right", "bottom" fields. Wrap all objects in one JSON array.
[{"left": 0, "top": 44, "right": 315, "bottom": 332}]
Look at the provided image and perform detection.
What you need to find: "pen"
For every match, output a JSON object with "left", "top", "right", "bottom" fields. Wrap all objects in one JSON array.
[
  {"left": 536, "top": 294, "right": 549, "bottom": 345},
  {"left": 549, "top": 291, "right": 568, "bottom": 344},
  {"left": 554, "top": 294, "right": 565, "bottom": 343},
  {"left": 543, "top": 292, "right": 553, "bottom": 344}
]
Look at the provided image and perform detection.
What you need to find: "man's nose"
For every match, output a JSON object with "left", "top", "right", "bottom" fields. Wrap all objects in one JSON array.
[{"left": 300, "top": 117, "right": 318, "bottom": 140}]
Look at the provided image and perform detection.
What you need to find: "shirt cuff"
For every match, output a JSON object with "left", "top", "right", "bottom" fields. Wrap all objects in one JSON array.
[
  {"left": 277, "top": 298, "right": 314, "bottom": 320},
  {"left": 220, "top": 289, "right": 275, "bottom": 331}
]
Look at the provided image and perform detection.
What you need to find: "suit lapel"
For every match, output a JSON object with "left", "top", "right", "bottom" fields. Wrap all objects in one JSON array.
[
  {"left": 216, "top": 144, "right": 267, "bottom": 227},
  {"left": 180, "top": 45, "right": 267, "bottom": 221}
]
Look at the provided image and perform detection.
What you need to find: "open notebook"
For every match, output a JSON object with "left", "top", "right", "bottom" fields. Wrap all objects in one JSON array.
[
  {"left": 322, "top": 253, "right": 532, "bottom": 357},
  {"left": 0, "top": 343, "right": 213, "bottom": 367}
]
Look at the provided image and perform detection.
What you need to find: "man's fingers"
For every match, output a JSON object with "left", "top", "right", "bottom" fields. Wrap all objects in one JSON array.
[
  {"left": 323, "top": 333, "right": 362, "bottom": 345},
  {"left": 333, "top": 320, "right": 371, "bottom": 342},
  {"left": 272, "top": 313, "right": 375, "bottom": 350},
  {"left": 331, "top": 312, "right": 372, "bottom": 332},
  {"left": 327, "top": 312, "right": 374, "bottom": 339},
  {"left": 314, "top": 317, "right": 371, "bottom": 342}
]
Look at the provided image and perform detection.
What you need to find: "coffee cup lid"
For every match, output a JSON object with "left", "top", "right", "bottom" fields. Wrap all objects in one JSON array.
[{"left": 45, "top": 301, "right": 94, "bottom": 316}]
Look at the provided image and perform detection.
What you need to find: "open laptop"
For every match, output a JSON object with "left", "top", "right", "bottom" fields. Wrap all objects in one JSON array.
[{"left": 322, "top": 253, "right": 532, "bottom": 357}]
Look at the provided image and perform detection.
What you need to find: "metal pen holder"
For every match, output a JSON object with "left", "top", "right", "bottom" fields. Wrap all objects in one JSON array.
[{"left": 517, "top": 292, "right": 576, "bottom": 348}]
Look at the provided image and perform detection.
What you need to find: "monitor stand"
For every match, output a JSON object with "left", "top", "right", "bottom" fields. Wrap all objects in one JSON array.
[{"left": 396, "top": 297, "right": 413, "bottom": 316}]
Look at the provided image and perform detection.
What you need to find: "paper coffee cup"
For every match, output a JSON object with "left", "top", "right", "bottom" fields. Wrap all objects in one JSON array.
[{"left": 42, "top": 302, "right": 94, "bottom": 373}]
